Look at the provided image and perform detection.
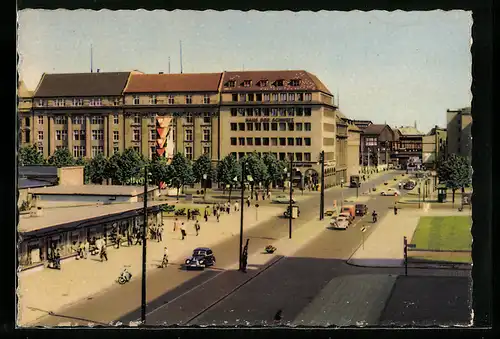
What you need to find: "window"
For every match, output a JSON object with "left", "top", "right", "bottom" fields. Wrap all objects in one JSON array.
[
  {"left": 272, "top": 93, "right": 278, "bottom": 101},
  {"left": 246, "top": 138, "right": 253, "bottom": 146},
  {"left": 271, "top": 108, "right": 278, "bottom": 117},
  {"left": 24, "top": 130, "right": 30, "bottom": 143},
  {"left": 38, "top": 146, "right": 43, "bottom": 153},
  {"left": 37, "top": 99, "right": 45, "bottom": 107},
  {"left": 271, "top": 138, "right": 278, "bottom": 146},
  {"left": 203, "top": 94, "right": 211, "bottom": 104},
  {"left": 149, "top": 95, "right": 158, "bottom": 104},
  {"left": 296, "top": 137, "right": 303, "bottom": 146},
  {"left": 304, "top": 108, "right": 312, "bottom": 116},
  {"left": 55, "top": 99, "right": 65, "bottom": 107},
  {"left": 279, "top": 123, "right": 286, "bottom": 131},
  {"left": 238, "top": 152, "right": 245, "bottom": 159},
  {"left": 279, "top": 138, "right": 286, "bottom": 146},
  {"left": 248, "top": 93, "right": 254, "bottom": 102},
  {"left": 287, "top": 108, "right": 295, "bottom": 116},
  {"left": 254, "top": 108, "right": 261, "bottom": 116},
  {"left": 91, "top": 116, "right": 104, "bottom": 124},
  {"left": 259, "top": 79, "right": 269, "bottom": 87},
  {"left": 113, "top": 147, "right": 119, "bottom": 154},
  {"left": 168, "top": 95, "right": 175, "bottom": 105},
  {"left": 231, "top": 108, "right": 237, "bottom": 117},
  {"left": 186, "top": 113, "right": 193, "bottom": 124},
  {"left": 243, "top": 80, "right": 252, "bottom": 87},
  {"left": 133, "top": 146, "right": 140, "bottom": 153},
  {"left": 203, "top": 129, "right": 211, "bottom": 141},
  {"left": 263, "top": 123, "right": 270, "bottom": 131},
  {"left": 279, "top": 108, "right": 286, "bottom": 117},
  {"left": 203, "top": 112, "right": 211, "bottom": 124},
  {"left": 288, "top": 137, "right": 294, "bottom": 146},
  {"left": 239, "top": 123, "right": 245, "bottom": 131},
  {"left": 73, "top": 98, "right": 84, "bottom": 106},
  {"left": 290, "top": 79, "right": 300, "bottom": 86},
  {"left": 133, "top": 114, "right": 141, "bottom": 124},
  {"left": 263, "top": 137, "right": 269, "bottom": 146},
  {"left": 255, "top": 123, "right": 262, "bottom": 131},
  {"left": 114, "top": 115, "right": 119, "bottom": 124},
  {"left": 185, "top": 129, "right": 193, "bottom": 141},
  {"left": 255, "top": 138, "right": 261, "bottom": 146},
  {"left": 150, "top": 147, "right": 156, "bottom": 159},
  {"left": 305, "top": 123, "right": 312, "bottom": 131},
  {"left": 227, "top": 81, "right": 236, "bottom": 87},
  {"left": 232, "top": 94, "right": 238, "bottom": 101},
  {"left": 239, "top": 94, "right": 246, "bottom": 102},
  {"left": 246, "top": 123, "right": 253, "bottom": 131},
  {"left": 296, "top": 123, "right": 303, "bottom": 131},
  {"left": 38, "top": 116, "right": 44, "bottom": 125},
  {"left": 231, "top": 123, "right": 237, "bottom": 131},
  {"left": 246, "top": 108, "right": 253, "bottom": 116},
  {"left": 230, "top": 137, "right": 237, "bottom": 145},
  {"left": 150, "top": 129, "right": 157, "bottom": 141},
  {"left": 185, "top": 95, "right": 192, "bottom": 104},
  {"left": 271, "top": 123, "right": 278, "bottom": 131},
  {"left": 73, "top": 130, "right": 85, "bottom": 140},
  {"left": 72, "top": 115, "right": 84, "bottom": 124},
  {"left": 298, "top": 93, "right": 304, "bottom": 101},
  {"left": 133, "top": 96, "right": 140, "bottom": 105},
  {"left": 288, "top": 123, "right": 294, "bottom": 131},
  {"left": 275, "top": 80, "right": 284, "bottom": 87},
  {"left": 305, "top": 93, "right": 312, "bottom": 101},
  {"left": 56, "top": 130, "right": 61, "bottom": 140},
  {"left": 92, "top": 146, "right": 104, "bottom": 157},
  {"left": 263, "top": 108, "right": 270, "bottom": 116},
  {"left": 256, "top": 93, "right": 262, "bottom": 101},
  {"left": 304, "top": 153, "right": 311, "bottom": 161},
  {"left": 295, "top": 153, "right": 303, "bottom": 162},
  {"left": 305, "top": 138, "right": 311, "bottom": 146},
  {"left": 90, "top": 98, "right": 102, "bottom": 106},
  {"left": 91, "top": 130, "right": 104, "bottom": 140},
  {"left": 203, "top": 146, "right": 210, "bottom": 155},
  {"left": 110, "top": 131, "right": 119, "bottom": 141},
  {"left": 263, "top": 93, "right": 270, "bottom": 102},
  {"left": 113, "top": 97, "right": 121, "bottom": 106},
  {"left": 61, "top": 130, "right": 68, "bottom": 140},
  {"left": 133, "top": 129, "right": 140, "bottom": 141},
  {"left": 280, "top": 93, "right": 287, "bottom": 101},
  {"left": 296, "top": 107, "right": 304, "bottom": 116},
  {"left": 279, "top": 153, "right": 286, "bottom": 160},
  {"left": 239, "top": 137, "right": 245, "bottom": 146},
  {"left": 73, "top": 146, "right": 86, "bottom": 157}
]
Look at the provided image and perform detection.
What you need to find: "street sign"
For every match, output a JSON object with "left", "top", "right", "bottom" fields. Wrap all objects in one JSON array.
[
  {"left": 407, "top": 244, "right": 416, "bottom": 248},
  {"left": 361, "top": 227, "right": 367, "bottom": 232}
]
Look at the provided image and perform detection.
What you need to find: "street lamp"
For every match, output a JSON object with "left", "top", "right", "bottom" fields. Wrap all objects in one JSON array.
[
  {"left": 288, "top": 156, "right": 294, "bottom": 239},
  {"left": 141, "top": 167, "right": 152, "bottom": 325},
  {"left": 238, "top": 162, "right": 253, "bottom": 272},
  {"left": 319, "top": 150, "right": 325, "bottom": 220},
  {"left": 202, "top": 174, "right": 208, "bottom": 201}
]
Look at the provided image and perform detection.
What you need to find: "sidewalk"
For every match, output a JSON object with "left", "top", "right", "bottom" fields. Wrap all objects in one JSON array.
[
  {"left": 17, "top": 204, "right": 283, "bottom": 326},
  {"left": 346, "top": 209, "right": 465, "bottom": 268}
]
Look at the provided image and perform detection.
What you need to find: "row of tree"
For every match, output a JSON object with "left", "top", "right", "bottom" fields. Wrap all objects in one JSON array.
[
  {"left": 18, "top": 145, "right": 290, "bottom": 199},
  {"left": 436, "top": 153, "right": 472, "bottom": 203}
]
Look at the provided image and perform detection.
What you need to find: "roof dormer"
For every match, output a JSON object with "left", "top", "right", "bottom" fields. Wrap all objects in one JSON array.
[
  {"left": 226, "top": 80, "right": 236, "bottom": 88},
  {"left": 258, "top": 79, "right": 269, "bottom": 87},
  {"left": 242, "top": 80, "right": 252, "bottom": 87},
  {"left": 290, "top": 79, "right": 301, "bottom": 86},
  {"left": 273, "top": 79, "right": 284, "bottom": 87}
]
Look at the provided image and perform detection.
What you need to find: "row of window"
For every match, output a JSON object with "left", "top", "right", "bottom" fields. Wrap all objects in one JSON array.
[
  {"left": 230, "top": 151, "right": 312, "bottom": 162},
  {"left": 230, "top": 107, "right": 312, "bottom": 117},
  {"left": 230, "top": 92, "right": 312, "bottom": 103},
  {"left": 132, "top": 94, "right": 211, "bottom": 105},
  {"left": 230, "top": 122, "right": 312, "bottom": 132},
  {"left": 37, "top": 98, "right": 121, "bottom": 107},
  {"left": 230, "top": 137, "right": 312, "bottom": 147},
  {"left": 226, "top": 79, "right": 301, "bottom": 88},
  {"left": 37, "top": 129, "right": 159, "bottom": 142},
  {"left": 183, "top": 129, "right": 211, "bottom": 142}
]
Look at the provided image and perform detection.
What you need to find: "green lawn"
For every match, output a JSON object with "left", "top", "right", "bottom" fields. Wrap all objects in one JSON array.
[
  {"left": 410, "top": 216, "right": 472, "bottom": 251},
  {"left": 410, "top": 252, "right": 472, "bottom": 263}
]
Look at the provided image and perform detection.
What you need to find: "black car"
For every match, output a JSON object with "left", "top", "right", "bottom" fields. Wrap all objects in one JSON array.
[
  {"left": 185, "top": 247, "right": 216, "bottom": 270},
  {"left": 283, "top": 205, "right": 300, "bottom": 218},
  {"left": 403, "top": 181, "right": 416, "bottom": 190},
  {"left": 355, "top": 204, "right": 368, "bottom": 216}
]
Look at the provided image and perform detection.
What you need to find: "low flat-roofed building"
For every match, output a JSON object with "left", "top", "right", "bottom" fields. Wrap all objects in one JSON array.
[
  {"left": 18, "top": 201, "right": 166, "bottom": 269},
  {"left": 29, "top": 184, "right": 159, "bottom": 208}
]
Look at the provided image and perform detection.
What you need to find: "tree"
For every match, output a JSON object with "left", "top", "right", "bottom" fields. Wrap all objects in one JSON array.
[
  {"left": 18, "top": 144, "right": 45, "bottom": 166},
  {"left": 149, "top": 154, "right": 169, "bottom": 189},
  {"left": 216, "top": 154, "right": 241, "bottom": 202},
  {"left": 87, "top": 153, "right": 109, "bottom": 184},
  {"left": 47, "top": 148, "right": 75, "bottom": 167},
  {"left": 240, "top": 151, "right": 268, "bottom": 199},
  {"left": 262, "top": 152, "right": 287, "bottom": 193},
  {"left": 192, "top": 153, "right": 213, "bottom": 183},
  {"left": 106, "top": 148, "right": 146, "bottom": 185},
  {"left": 165, "top": 152, "right": 195, "bottom": 199},
  {"left": 437, "top": 154, "right": 471, "bottom": 205}
]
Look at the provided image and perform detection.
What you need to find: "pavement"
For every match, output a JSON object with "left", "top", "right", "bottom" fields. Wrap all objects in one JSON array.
[
  {"left": 24, "top": 171, "right": 399, "bottom": 327},
  {"left": 346, "top": 209, "right": 471, "bottom": 268}
]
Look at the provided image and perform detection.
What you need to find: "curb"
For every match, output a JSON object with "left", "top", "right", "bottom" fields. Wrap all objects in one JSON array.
[{"left": 346, "top": 259, "right": 471, "bottom": 270}]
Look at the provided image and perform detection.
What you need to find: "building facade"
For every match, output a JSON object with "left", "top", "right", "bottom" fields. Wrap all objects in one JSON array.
[
  {"left": 422, "top": 126, "right": 447, "bottom": 169},
  {"left": 360, "top": 124, "right": 398, "bottom": 167},
  {"left": 391, "top": 126, "right": 424, "bottom": 169},
  {"left": 446, "top": 107, "right": 472, "bottom": 160}
]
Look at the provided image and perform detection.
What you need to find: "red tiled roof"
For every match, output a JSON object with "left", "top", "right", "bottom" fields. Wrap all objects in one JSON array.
[
  {"left": 220, "top": 70, "right": 332, "bottom": 95},
  {"left": 124, "top": 73, "right": 223, "bottom": 93}
]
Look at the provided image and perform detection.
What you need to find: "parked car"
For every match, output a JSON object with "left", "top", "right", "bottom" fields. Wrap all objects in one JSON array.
[
  {"left": 403, "top": 181, "right": 416, "bottom": 190},
  {"left": 283, "top": 205, "right": 300, "bottom": 218},
  {"left": 272, "top": 195, "right": 295, "bottom": 204},
  {"left": 339, "top": 212, "right": 354, "bottom": 225},
  {"left": 380, "top": 188, "right": 401, "bottom": 196},
  {"left": 184, "top": 247, "right": 216, "bottom": 270},
  {"left": 330, "top": 216, "right": 349, "bottom": 230},
  {"left": 355, "top": 204, "right": 368, "bottom": 216}
]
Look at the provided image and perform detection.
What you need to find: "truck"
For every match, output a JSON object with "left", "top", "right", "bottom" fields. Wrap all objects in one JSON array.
[{"left": 349, "top": 175, "right": 361, "bottom": 188}]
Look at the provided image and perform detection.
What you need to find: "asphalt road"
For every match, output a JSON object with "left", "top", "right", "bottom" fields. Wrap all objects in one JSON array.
[{"left": 31, "top": 172, "right": 406, "bottom": 326}]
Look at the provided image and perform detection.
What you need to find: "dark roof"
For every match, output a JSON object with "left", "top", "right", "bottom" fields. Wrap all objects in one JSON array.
[
  {"left": 34, "top": 72, "right": 131, "bottom": 97},
  {"left": 18, "top": 166, "right": 58, "bottom": 178},
  {"left": 220, "top": 70, "right": 332, "bottom": 95},
  {"left": 362, "top": 124, "right": 387, "bottom": 135},
  {"left": 124, "top": 73, "right": 223, "bottom": 93},
  {"left": 18, "top": 178, "right": 57, "bottom": 189},
  {"left": 194, "top": 247, "right": 211, "bottom": 251}
]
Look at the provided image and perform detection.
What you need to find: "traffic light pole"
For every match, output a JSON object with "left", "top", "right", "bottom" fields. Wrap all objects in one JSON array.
[
  {"left": 141, "top": 167, "right": 148, "bottom": 325},
  {"left": 239, "top": 162, "right": 246, "bottom": 271},
  {"left": 319, "top": 150, "right": 325, "bottom": 220},
  {"left": 289, "top": 156, "right": 293, "bottom": 239}
]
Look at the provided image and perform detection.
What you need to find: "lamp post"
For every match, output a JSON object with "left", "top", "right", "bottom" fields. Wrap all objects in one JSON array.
[
  {"left": 288, "top": 156, "right": 293, "bottom": 239},
  {"left": 141, "top": 167, "right": 151, "bottom": 325},
  {"left": 319, "top": 151, "right": 325, "bottom": 220},
  {"left": 238, "top": 162, "right": 253, "bottom": 272},
  {"left": 202, "top": 173, "right": 208, "bottom": 201}
]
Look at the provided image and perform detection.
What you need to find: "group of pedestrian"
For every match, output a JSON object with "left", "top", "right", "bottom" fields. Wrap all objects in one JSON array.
[
  {"left": 150, "top": 224, "right": 164, "bottom": 242},
  {"left": 173, "top": 218, "right": 188, "bottom": 240},
  {"left": 73, "top": 240, "right": 90, "bottom": 259}
]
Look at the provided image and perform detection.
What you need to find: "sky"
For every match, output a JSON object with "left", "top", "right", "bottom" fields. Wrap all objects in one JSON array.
[{"left": 18, "top": 10, "right": 472, "bottom": 133}]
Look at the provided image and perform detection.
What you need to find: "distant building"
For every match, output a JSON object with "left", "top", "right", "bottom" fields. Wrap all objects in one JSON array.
[
  {"left": 336, "top": 111, "right": 361, "bottom": 179},
  {"left": 422, "top": 126, "right": 447, "bottom": 170},
  {"left": 352, "top": 120, "right": 373, "bottom": 130},
  {"left": 446, "top": 107, "right": 472, "bottom": 160},
  {"left": 360, "top": 124, "right": 398, "bottom": 167},
  {"left": 391, "top": 125, "right": 424, "bottom": 169}
]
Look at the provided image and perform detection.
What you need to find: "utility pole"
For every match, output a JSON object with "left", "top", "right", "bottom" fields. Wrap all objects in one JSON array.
[
  {"left": 403, "top": 236, "right": 408, "bottom": 276},
  {"left": 179, "top": 40, "right": 183, "bottom": 74},
  {"left": 319, "top": 151, "right": 325, "bottom": 220},
  {"left": 141, "top": 167, "right": 148, "bottom": 325},
  {"left": 289, "top": 156, "right": 293, "bottom": 239},
  {"left": 238, "top": 162, "right": 246, "bottom": 271}
]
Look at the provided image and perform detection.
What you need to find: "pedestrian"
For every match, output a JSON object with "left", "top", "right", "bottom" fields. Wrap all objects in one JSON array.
[
  {"left": 180, "top": 223, "right": 187, "bottom": 240},
  {"left": 100, "top": 243, "right": 108, "bottom": 262},
  {"left": 194, "top": 220, "right": 200, "bottom": 236},
  {"left": 204, "top": 209, "right": 208, "bottom": 222},
  {"left": 127, "top": 230, "right": 133, "bottom": 246},
  {"left": 267, "top": 191, "right": 271, "bottom": 200},
  {"left": 212, "top": 204, "right": 216, "bottom": 216},
  {"left": 234, "top": 201, "right": 239, "bottom": 212},
  {"left": 246, "top": 196, "right": 251, "bottom": 208},
  {"left": 187, "top": 209, "right": 191, "bottom": 221},
  {"left": 226, "top": 202, "right": 230, "bottom": 214},
  {"left": 158, "top": 225, "right": 163, "bottom": 242},
  {"left": 216, "top": 208, "right": 220, "bottom": 222},
  {"left": 115, "top": 232, "right": 121, "bottom": 249},
  {"left": 83, "top": 239, "right": 89, "bottom": 259},
  {"left": 256, "top": 191, "right": 259, "bottom": 201},
  {"left": 173, "top": 217, "right": 179, "bottom": 232},
  {"left": 394, "top": 203, "right": 398, "bottom": 215}
]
